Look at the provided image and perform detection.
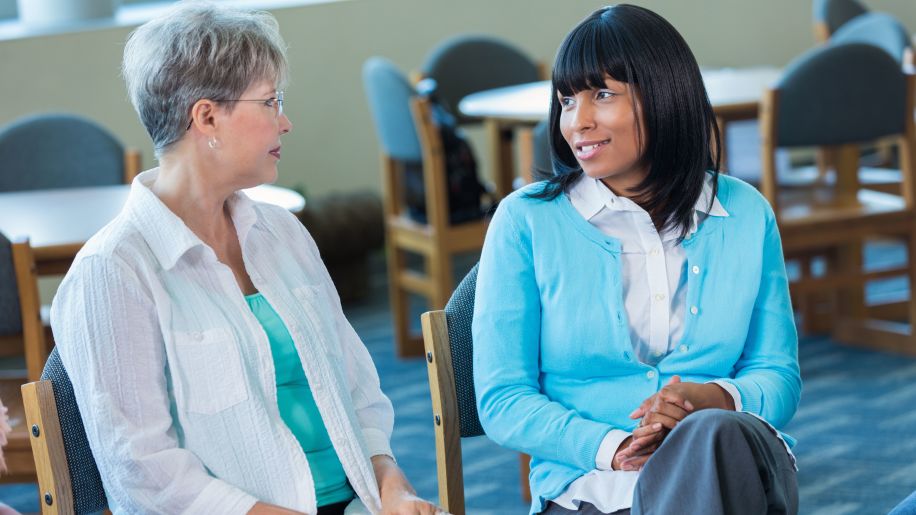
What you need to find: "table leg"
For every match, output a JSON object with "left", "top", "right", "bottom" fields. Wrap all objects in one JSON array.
[{"left": 486, "top": 119, "right": 516, "bottom": 199}]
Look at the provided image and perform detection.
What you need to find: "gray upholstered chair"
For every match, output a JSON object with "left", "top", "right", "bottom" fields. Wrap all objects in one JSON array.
[
  {"left": 419, "top": 35, "right": 541, "bottom": 125},
  {"left": 0, "top": 113, "right": 140, "bottom": 192},
  {"left": 363, "top": 57, "right": 489, "bottom": 357},
  {"left": 421, "top": 264, "right": 530, "bottom": 514},
  {"left": 812, "top": 0, "right": 867, "bottom": 42},
  {"left": 20, "top": 347, "right": 107, "bottom": 513},
  {"left": 759, "top": 43, "right": 916, "bottom": 348},
  {"left": 530, "top": 119, "right": 553, "bottom": 182},
  {"left": 830, "top": 12, "right": 913, "bottom": 66}
]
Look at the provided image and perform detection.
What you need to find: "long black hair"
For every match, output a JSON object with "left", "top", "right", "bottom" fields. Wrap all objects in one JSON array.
[{"left": 531, "top": 4, "right": 721, "bottom": 238}]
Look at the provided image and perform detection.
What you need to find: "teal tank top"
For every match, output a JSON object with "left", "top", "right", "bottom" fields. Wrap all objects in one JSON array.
[{"left": 245, "top": 293, "right": 355, "bottom": 507}]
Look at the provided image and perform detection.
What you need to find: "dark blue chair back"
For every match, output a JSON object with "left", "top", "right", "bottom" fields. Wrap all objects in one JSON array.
[
  {"left": 531, "top": 119, "right": 553, "bottom": 182},
  {"left": 421, "top": 35, "right": 540, "bottom": 124},
  {"left": 775, "top": 43, "right": 906, "bottom": 147},
  {"left": 813, "top": 0, "right": 867, "bottom": 36},
  {"left": 362, "top": 57, "right": 423, "bottom": 162},
  {"left": 0, "top": 113, "right": 125, "bottom": 192},
  {"left": 41, "top": 347, "right": 108, "bottom": 514},
  {"left": 443, "top": 264, "right": 484, "bottom": 437},
  {"left": 830, "top": 12, "right": 912, "bottom": 64}
]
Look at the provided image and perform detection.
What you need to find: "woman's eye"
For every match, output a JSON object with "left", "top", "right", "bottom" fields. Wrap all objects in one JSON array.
[
  {"left": 264, "top": 98, "right": 277, "bottom": 107},
  {"left": 560, "top": 96, "right": 575, "bottom": 107},
  {"left": 596, "top": 90, "right": 616, "bottom": 100}
]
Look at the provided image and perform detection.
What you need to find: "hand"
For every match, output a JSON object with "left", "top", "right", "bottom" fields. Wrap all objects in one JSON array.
[
  {"left": 372, "top": 455, "right": 443, "bottom": 515},
  {"left": 612, "top": 421, "right": 665, "bottom": 471},
  {"left": 246, "top": 502, "right": 306, "bottom": 515}
]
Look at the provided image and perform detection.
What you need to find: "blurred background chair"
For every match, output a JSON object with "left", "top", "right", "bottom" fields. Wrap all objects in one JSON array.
[
  {"left": 421, "top": 265, "right": 530, "bottom": 515},
  {"left": 363, "top": 57, "right": 489, "bottom": 356},
  {"left": 759, "top": 43, "right": 916, "bottom": 350},
  {"left": 420, "top": 35, "right": 543, "bottom": 197},
  {"left": 812, "top": 0, "right": 868, "bottom": 42},
  {"left": 21, "top": 347, "right": 108, "bottom": 514},
  {"left": 419, "top": 35, "right": 542, "bottom": 125},
  {"left": 830, "top": 11, "right": 914, "bottom": 66},
  {"left": 0, "top": 113, "right": 140, "bottom": 192},
  {"left": 0, "top": 237, "right": 43, "bottom": 485}
]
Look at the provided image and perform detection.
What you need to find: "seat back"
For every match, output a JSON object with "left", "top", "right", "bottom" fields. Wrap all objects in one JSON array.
[
  {"left": 0, "top": 234, "right": 22, "bottom": 337},
  {"left": 760, "top": 42, "right": 915, "bottom": 212},
  {"left": 21, "top": 347, "right": 108, "bottom": 514},
  {"left": 812, "top": 0, "right": 867, "bottom": 41},
  {"left": 421, "top": 35, "right": 540, "bottom": 124},
  {"left": 0, "top": 113, "right": 127, "bottom": 192},
  {"left": 830, "top": 12, "right": 913, "bottom": 66},
  {"left": 421, "top": 264, "right": 481, "bottom": 515},
  {"left": 363, "top": 57, "right": 423, "bottom": 163}
]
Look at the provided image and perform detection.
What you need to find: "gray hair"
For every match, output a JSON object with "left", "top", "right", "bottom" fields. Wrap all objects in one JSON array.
[{"left": 122, "top": 1, "right": 289, "bottom": 157}]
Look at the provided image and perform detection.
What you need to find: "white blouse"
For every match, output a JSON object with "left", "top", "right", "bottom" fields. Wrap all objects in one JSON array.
[{"left": 51, "top": 169, "right": 392, "bottom": 515}]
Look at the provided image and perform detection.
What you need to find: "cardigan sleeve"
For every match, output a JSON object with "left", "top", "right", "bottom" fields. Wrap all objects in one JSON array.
[
  {"left": 51, "top": 254, "right": 258, "bottom": 514},
  {"left": 717, "top": 206, "right": 802, "bottom": 428},
  {"left": 473, "top": 199, "right": 614, "bottom": 472}
]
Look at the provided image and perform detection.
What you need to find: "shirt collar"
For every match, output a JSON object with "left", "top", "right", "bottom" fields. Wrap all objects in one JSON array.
[
  {"left": 568, "top": 173, "right": 729, "bottom": 233},
  {"left": 125, "top": 168, "right": 259, "bottom": 270}
]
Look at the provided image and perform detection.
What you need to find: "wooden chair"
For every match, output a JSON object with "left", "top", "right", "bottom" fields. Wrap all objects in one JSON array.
[
  {"left": 0, "top": 237, "right": 44, "bottom": 486},
  {"left": 20, "top": 348, "right": 109, "bottom": 514},
  {"left": 363, "top": 57, "right": 490, "bottom": 356},
  {"left": 421, "top": 265, "right": 531, "bottom": 515},
  {"left": 812, "top": 0, "right": 867, "bottom": 43},
  {"left": 420, "top": 36, "right": 545, "bottom": 199},
  {"left": 760, "top": 42, "right": 916, "bottom": 351}
]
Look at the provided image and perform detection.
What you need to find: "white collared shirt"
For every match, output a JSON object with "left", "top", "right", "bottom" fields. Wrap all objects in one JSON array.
[
  {"left": 552, "top": 175, "right": 739, "bottom": 514},
  {"left": 51, "top": 169, "right": 391, "bottom": 514}
]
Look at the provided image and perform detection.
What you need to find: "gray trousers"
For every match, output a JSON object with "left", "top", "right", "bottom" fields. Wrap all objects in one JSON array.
[{"left": 542, "top": 409, "right": 798, "bottom": 515}]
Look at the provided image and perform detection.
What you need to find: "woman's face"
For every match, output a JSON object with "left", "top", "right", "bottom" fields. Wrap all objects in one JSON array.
[
  {"left": 216, "top": 78, "right": 293, "bottom": 188},
  {"left": 558, "top": 76, "right": 647, "bottom": 195}
]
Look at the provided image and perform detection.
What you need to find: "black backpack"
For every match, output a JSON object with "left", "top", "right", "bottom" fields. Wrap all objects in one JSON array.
[{"left": 402, "top": 80, "right": 488, "bottom": 224}]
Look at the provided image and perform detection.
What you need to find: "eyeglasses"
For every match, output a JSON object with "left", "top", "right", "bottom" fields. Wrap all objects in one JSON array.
[{"left": 185, "top": 90, "right": 285, "bottom": 130}]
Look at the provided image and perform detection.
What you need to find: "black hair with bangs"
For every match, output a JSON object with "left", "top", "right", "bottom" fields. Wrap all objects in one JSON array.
[{"left": 531, "top": 4, "right": 721, "bottom": 237}]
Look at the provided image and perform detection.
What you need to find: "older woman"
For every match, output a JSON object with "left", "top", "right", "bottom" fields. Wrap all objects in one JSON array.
[{"left": 50, "top": 3, "right": 438, "bottom": 515}]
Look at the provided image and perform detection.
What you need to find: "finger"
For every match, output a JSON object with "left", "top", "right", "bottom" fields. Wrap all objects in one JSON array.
[
  {"left": 642, "top": 412, "right": 681, "bottom": 431},
  {"left": 647, "top": 398, "right": 690, "bottom": 421},
  {"left": 629, "top": 395, "right": 656, "bottom": 419},
  {"left": 656, "top": 388, "right": 693, "bottom": 412},
  {"left": 667, "top": 375, "right": 681, "bottom": 385},
  {"left": 620, "top": 453, "right": 653, "bottom": 471},
  {"left": 631, "top": 422, "right": 664, "bottom": 440}
]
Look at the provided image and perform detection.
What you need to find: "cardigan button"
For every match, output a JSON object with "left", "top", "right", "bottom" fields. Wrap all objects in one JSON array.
[{"left": 646, "top": 370, "right": 657, "bottom": 379}]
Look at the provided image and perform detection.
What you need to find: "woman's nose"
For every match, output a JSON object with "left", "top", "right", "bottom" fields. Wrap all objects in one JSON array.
[
  {"left": 279, "top": 113, "right": 292, "bottom": 134},
  {"left": 570, "top": 101, "right": 595, "bottom": 131}
]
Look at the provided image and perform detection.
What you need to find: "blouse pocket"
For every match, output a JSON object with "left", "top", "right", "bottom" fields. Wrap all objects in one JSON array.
[{"left": 170, "top": 327, "right": 249, "bottom": 415}]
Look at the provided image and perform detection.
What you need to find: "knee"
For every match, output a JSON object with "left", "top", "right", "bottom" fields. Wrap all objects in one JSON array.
[{"left": 672, "top": 408, "right": 746, "bottom": 441}]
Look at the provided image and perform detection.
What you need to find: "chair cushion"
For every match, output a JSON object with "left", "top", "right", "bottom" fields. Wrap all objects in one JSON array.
[
  {"left": 444, "top": 264, "right": 485, "bottom": 438},
  {"left": 41, "top": 348, "right": 108, "bottom": 514}
]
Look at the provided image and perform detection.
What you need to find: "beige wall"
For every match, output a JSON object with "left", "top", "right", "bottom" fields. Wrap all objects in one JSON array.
[{"left": 1, "top": 0, "right": 915, "bottom": 198}]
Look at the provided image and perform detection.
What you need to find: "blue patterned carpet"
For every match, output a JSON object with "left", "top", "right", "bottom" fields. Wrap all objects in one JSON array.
[{"left": 3, "top": 252, "right": 916, "bottom": 514}]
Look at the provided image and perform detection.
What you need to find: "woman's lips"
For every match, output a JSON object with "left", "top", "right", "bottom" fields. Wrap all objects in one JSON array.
[
  {"left": 269, "top": 146, "right": 281, "bottom": 159},
  {"left": 575, "top": 139, "right": 609, "bottom": 160}
]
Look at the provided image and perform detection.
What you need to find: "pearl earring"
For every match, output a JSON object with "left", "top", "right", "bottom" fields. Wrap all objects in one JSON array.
[{"left": 208, "top": 137, "right": 221, "bottom": 150}]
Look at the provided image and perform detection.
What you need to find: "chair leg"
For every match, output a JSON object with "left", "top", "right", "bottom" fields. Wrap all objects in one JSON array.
[
  {"left": 428, "top": 250, "right": 454, "bottom": 311},
  {"left": 386, "top": 243, "right": 412, "bottom": 356}
]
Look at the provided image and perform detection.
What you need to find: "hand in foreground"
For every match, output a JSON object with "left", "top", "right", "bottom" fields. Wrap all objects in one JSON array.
[
  {"left": 247, "top": 502, "right": 306, "bottom": 515},
  {"left": 611, "top": 421, "right": 665, "bottom": 471},
  {"left": 372, "top": 455, "right": 444, "bottom": 515}
]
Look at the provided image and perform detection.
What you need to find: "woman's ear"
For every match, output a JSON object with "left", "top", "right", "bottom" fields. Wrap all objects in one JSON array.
[{"left": 188, "top": 99, "right": 219, "bottom": 135}]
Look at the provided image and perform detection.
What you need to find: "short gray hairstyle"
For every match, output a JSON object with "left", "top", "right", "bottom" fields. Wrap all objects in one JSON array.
[{"left": 122, "top": 1, "right": 288, "bottom": 157}]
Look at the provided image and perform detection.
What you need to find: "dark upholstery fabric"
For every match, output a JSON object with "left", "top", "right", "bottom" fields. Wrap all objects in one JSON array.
[
  {"left": 775, "top": 43, "right": 906, "bottom": 147},
  {"left": 443, "top": 264, "right": 484, "bottom": 438},
  {"left": 813, "top": 0, "right": 867, "bottom": 35},
  {"left": 830, "top": 12, "right": 912, "bottom": 64},
  {"left": 0, "top": 234, "right": 21, "bottom": 336},
  {"left": 421, "top": 35, "right": 540, "bottom": 125},
  {"left": 362, "top": 57, "right": 423, "bottom": 162},
  {"left": 41, "top": 348, "right": 108, "bottom": 514},
  {"left": 531, "top": 119, "right": 554, "bottom": 182},
  {"left": 0, "top": 113, "right": 124, "bottom": 192}
]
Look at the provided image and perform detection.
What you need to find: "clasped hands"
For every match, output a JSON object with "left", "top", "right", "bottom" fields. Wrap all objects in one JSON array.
[{"left": 611, "top": 375, "right": 734, "bottom": 472}]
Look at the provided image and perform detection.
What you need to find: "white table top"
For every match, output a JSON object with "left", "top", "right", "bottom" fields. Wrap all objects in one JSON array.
[
  {"left": 458, "top": 66, "right": 782, "bottom": 123},
  {"left": 0, "top": 183, "right": 305, "bottom": 250}
]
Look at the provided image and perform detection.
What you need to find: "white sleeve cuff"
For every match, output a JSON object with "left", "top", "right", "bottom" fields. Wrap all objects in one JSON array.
[
  {"left": 184, "top": 477, "right": 259, "bottom": 515},
  {"left": 595, "top": 429, "right": 631, "bottom": 470},
  {"left": 709, "top": 380, "right": 743, "bottom": 412}
]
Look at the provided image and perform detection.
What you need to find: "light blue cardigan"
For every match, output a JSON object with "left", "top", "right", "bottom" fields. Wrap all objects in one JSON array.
[{"left": 472, "top": 174, "right": 801, "bottom": 514}]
